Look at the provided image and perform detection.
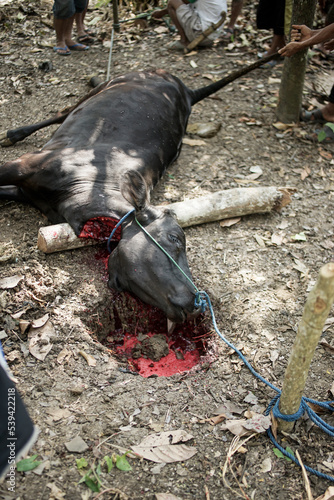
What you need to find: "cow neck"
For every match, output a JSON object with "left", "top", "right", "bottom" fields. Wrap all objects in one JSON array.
[{"left": 79, "top": 216, "right": 122, "bottom": 242}]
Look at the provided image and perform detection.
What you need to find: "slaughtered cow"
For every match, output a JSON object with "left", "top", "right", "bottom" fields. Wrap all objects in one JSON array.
[{"left": 0, "top": 58, "right": 276, "bottom": 324}]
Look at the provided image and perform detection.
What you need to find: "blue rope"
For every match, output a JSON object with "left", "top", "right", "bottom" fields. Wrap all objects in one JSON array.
[
  {"left": 107, "top": 208, "right": 135, "bottom": 253},
  {"left": 197, "top": 290, "right": 334, "bottom": 482},
  {"left": 107, "top": 211, "right": 334, "bottom": 481}
]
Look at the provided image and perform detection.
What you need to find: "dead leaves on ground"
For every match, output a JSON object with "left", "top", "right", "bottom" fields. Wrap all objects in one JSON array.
[{"left": 131, "top": 430, "right": 197, "bottom": 463}]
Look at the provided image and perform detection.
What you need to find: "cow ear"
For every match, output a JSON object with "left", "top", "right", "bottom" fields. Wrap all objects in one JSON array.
[{"left": 121, "top": 170, "right": 150, "bottom": 211}]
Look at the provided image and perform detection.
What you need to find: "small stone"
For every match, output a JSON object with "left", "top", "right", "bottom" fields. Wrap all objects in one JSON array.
[{"left": 65, "top": 435, "right": 89, "bottom": 453}]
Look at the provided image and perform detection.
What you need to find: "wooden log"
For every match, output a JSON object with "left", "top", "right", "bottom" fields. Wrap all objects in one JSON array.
[
  {"left": 277, "top": 262, "right": 334, "bottom": 432},
  {"left": 163, "top": 186, "right": 295, "bottom": 228},
  {"left": 37, "top": 186, "right": 296, "bottom": 254},
  {"left": 37, "top": 224, "right": 95, "bottom": 254}
]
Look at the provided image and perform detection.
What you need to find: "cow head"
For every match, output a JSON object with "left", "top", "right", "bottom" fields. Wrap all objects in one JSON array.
[{"left": 107, "top": 171, "right": 200, "bottom": 324}]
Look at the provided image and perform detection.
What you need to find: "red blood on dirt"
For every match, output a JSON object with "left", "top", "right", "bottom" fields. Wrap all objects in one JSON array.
[
  {"left": 84, "top": 224, "right": 210, "bottom": 378},
  {"left": 103, "top": 290, "right": 209, "bottom": 378}
]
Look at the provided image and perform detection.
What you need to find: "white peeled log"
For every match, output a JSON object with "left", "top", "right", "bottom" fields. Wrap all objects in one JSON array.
[
  {"left": 162, "top": 186, "right": 295, "bottom": 228},
  {"left": 37, "top": 186, "right": 296, "bottom": 254},
  {"left": 37, "top": 223, "right": 95, "bottom": 254}
]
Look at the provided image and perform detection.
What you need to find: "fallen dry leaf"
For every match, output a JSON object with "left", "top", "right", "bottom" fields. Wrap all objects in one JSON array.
[
  {"left": 301, "top": 166, "right": 311, "bottom": 180},
  {"left": 182, "top": 137, "right": 206, "bottom": 147},
  {"left": 319, "top": 148, "right": 333, "bottom": 160},
  {"left": 46, "top": 407, "right": 71, "bottom": 422},
  {"left": 315, "top": 486, "right": 334, "bottom": 500},
  {"left": 31, "top": 314, "right": 49, "bottom": 329},
  {"left": 271, "top": 232, "right": 284, "bottom": 246},
  {"left": 78, "top": 350, "right": 97, "bottom": 366},
  {"left": 28, "top": 320, "right": 54, "bottom": 361},
  {"left": 200, "top": 413, "right": 226, "bottom": 425},
  {"left": 219, "top": 217, "right": 241, "bottom": 228},
  {"left": 272, "top": 121, "right": 295, "bottom": 130},
  {"left": 0, "top": 275, "right": 23, "bottom": 289},
  {"left": 47, "top": 482, "right": 66, "bottom": 500},
  {"left": 260, "top": 457, "right": 272, "bottom": 473},
  {"left": 132, "top": 430, "right": 197, "bottom": 463},
  {"left": 57, "top": 347, "right": 73, "bottom": 364}
]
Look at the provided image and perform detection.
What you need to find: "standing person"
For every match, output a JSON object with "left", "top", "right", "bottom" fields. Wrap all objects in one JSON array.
[
  {"left": 257, "top": 0, "right": 286, "bottom": 59},
  {"left": 152, "top": 0, "right": 227, "bottom": 49},
  {"left": 222, "top": 0, "right": 244, "bottom": 40},
  {"left": 279, "top": 23, "right": 334, "bottom": 142},
  {"left": 53, "top": 0, "right": 90, "bottom": 55}
]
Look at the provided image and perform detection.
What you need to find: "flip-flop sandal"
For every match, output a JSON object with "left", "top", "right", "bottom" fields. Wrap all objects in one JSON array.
[
  {"left": 77, "top": 34, "right": 95, "bottom": 44},
  {"left": 260, "top": 59, "right": 278, "bottom": 69},
  {"left": 53, "top": 46, "right": 71, "bottom": 56},
  {"left": 300, "top": 109, "right": 326, "bottom": 124},
  {"left": 307, "top": 125, "right": 334, "bottom": 143},
  {"left": 68, "top": 43, "right": 89, "bottom": 51}
]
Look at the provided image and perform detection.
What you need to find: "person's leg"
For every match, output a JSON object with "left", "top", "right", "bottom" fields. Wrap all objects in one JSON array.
[
  {"left": 168, "top": 0, "right": 189, "bottom": 44},
  {"left": 266, "top": 33, "right": 285, "bottom": 54},
  {"left": 54, "top": 15, "right": 75, "bottom": 49},
  {"left": 227, "top": 0, "right": 243, "bottom": 30},
  {"left": 301, "top": 85, "right": 334, "bottom": 123},
  {"left": 75, "top": 1, "right": 94, "bottom": 41}
]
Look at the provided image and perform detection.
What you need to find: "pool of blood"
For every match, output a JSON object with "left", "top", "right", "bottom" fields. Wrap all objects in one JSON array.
[
  {"left": 88, "top": 236, "right": 210, "bottom": 378},
  {"left": 103, "top": 296, "right": 209, "bottom": 378}
]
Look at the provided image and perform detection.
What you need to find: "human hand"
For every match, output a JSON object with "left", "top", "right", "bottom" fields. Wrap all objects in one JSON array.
[
  {"left": 290, "top": 24, "right": 312, "bottom": 42},
  {"left": 278, "top": 41, "right": 303, "bottom": 57}
]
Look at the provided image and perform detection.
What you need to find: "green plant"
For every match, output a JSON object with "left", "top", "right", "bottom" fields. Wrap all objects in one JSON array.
[{"left": 77, "top": 452, "right": 132, "bottom": 493}]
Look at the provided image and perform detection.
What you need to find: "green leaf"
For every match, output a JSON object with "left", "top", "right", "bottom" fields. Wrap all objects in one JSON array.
[
  {"left": 16, "top": 455, "right": 42, "bottom": 472},
  {"left": 273, "top": 448, "right": 284, "bottom": 459},
  {"left": 78, "top": 471, "right": 101, "bottom": 492},
  {"left": 318, "top": 123, "right": 334, "bottom": 142},
  {"left": 76, "top": 457, "right": 88, "bottom": 469},
  {"left": 96, "top": 462, "right": 102, "bottom": 476},
  {"left": 83, "top": 475, "right": 100, "bottom": 493},
  {"left": 318, "top": 129, "right": 327, "bottom": 142},
  {"left": 273, "top": 447, "right": 292, "bottom": 462},
  {"left": 116, "top": 453, "right": 132, "bottom": 471},
  {"left": 104, "top": 455, "right": 114, "bottom": 473}
]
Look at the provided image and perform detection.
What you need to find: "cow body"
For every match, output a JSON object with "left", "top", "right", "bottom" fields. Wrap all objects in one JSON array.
[{"left": 0, "top": 69, "right": 203, "bottom": 323}]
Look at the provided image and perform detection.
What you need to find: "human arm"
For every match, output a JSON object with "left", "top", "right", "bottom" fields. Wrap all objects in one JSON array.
[{"left": 279, "top": 22, "right": 334, "bottom": 56}]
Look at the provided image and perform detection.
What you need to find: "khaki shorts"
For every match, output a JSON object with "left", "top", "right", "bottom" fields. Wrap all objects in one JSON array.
[{"left": 176, "top": 4, "right": 203, "bottom": 42}]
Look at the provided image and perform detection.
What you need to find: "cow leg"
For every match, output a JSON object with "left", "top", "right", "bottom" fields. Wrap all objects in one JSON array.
[
  {"left": 0, "top": 80, "right": 109, "bottom": 147},
  {"left": 0, "top": 186, "right": 28, "bottom": 202}
]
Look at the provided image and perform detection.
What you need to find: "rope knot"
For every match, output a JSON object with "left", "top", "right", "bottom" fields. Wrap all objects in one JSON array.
[
  {"left": 195, "top": 292, "right": 207, "bottom": 313},
  {"left": 272, "top": 398, "right": 305, "bottom": 422}
]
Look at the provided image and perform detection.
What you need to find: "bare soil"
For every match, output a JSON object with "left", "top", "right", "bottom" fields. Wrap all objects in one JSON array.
[{"left": 0, "top": 1, "right": 333, "bottom": 499}]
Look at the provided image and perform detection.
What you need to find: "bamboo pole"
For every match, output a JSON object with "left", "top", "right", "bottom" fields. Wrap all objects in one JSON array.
[{"left": 277, "top": 263, "right": 334, "bottom": 432}]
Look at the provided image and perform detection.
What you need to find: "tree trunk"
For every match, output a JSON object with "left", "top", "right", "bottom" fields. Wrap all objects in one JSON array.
[
  {"left": 277, "top": 263, "right": 334, "bottom": 432},
  {"left": 276, "top": 0, "right": 317, "bottom": 123}
]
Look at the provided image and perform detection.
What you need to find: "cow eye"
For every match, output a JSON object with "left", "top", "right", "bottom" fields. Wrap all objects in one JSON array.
[{"left": 168, "top": 233, "right": 182, "bottom": 248}]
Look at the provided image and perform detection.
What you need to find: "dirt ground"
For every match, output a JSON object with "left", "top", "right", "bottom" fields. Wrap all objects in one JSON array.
[{"left": 0, "top": 0, "right": 334, "bottom": 499}]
